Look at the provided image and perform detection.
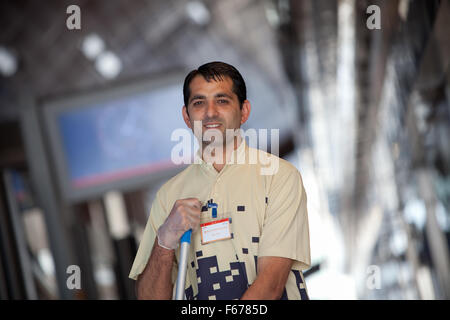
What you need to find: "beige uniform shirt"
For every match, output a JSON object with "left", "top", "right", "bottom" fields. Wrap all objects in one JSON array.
[{"left": 129, "top": 140, "right": 311, "bottom": 300}]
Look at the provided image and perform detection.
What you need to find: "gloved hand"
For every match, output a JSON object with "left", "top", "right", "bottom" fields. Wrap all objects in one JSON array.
[{"left": 157, "top": 198, "right": 202, "bottom": 250}]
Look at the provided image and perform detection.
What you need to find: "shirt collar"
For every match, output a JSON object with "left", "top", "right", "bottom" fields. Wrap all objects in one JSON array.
[{"left": 194, "top": 138, "right": 247, "bottom": 168}]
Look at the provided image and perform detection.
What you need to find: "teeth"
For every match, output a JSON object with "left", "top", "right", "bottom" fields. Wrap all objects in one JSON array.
[{"left": 205, "top": 124, "right": 220, "bottom": 128}]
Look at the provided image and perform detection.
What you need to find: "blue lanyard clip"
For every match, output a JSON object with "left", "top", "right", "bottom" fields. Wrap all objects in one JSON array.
[{"left": 207, "top": 201, "right": 218, "bottom": 218}]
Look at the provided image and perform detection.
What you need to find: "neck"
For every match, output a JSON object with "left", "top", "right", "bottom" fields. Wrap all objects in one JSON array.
[{"left": 202, "top": 136, "right": 242, "bottom": 172}]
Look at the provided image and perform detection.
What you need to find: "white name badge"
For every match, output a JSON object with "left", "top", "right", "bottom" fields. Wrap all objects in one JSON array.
[{"left": 200, "top": 218, "right": 231, "bottom": 244}]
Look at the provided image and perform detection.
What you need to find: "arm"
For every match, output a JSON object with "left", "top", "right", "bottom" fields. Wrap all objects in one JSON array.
[
  {"left": 245, "top": 168, "right": 310, "bottom": 299},
  {"left": 136, "top": 239, "right": 175, "bottom": 300},
  {"left": 240, "top": 256, "right": 293, "bottom": 300},
  {"left": 135, "top": 198, "right": 202, "bottom": 300}
]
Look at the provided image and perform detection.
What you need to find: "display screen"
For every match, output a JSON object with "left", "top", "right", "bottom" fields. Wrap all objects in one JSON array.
[{"left": 55, "top": 83, "right": 188, "bottom": 189}]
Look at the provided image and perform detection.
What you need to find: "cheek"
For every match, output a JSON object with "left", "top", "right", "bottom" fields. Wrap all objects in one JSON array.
[
  {"left": 188, "top": 110, "right": 203, "bottom": 122},
  {"left": 233, "top": 111, "right": 243, "bottom": 126}
]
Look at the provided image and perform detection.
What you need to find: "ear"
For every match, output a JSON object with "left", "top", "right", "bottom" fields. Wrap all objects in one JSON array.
[
  {"left": 240, "top": 100, "right": 251, "bottom": 125},
  {"left": 182, "top": 105, "right": 192, "bottom": 129}
]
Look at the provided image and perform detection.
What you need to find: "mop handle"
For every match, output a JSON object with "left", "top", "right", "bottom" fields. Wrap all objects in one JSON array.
[{"left": 175, "top": 229, "right": 191, "bottom": 300}]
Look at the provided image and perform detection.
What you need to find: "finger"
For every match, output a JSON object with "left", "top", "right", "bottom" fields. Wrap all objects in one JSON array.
[
  {"left": 186, "top": 213, "right": 200, "bottom": 231},
  {"left": 184, "top": 206, "right": 201, "bottom": 219},
  {"left": 186, "top": 209, "right": 201, "bottom": 224},
  {"left": 190, "top": 219, "right": 201, "bottom": 232},
  {"left": 192, "top": 223, "right": 200, "bottom": 232},
  {"left": 183, "top": 198, "right": 202, "bottom": 209}
]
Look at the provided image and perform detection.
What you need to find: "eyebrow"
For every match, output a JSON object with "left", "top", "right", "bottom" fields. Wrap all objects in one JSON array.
[
  {"left": 189, "top": 93, "right": 233, "bottom": 104},
  {"left": 189, "top": 94, "right": 206, "bottom": 104},
  {"left": 215, "top": 93, "right": 233, "bottom": 99}
]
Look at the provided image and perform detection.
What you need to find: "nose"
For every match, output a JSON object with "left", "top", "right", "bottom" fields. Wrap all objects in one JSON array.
[{"left": 206, "top": 100, "right": 219, "bottom": 118}]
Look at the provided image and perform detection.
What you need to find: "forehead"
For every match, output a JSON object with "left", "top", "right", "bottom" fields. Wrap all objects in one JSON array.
[{"left": 189, "top": 75, "right": 235, "bottom": 96}]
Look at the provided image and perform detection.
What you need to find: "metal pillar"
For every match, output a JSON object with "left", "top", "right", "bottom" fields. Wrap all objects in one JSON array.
[{"left": 19, "top": 101, "right": 76, "bottom": 299}]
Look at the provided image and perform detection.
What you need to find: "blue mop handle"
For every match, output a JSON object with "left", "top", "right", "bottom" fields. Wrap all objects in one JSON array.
[
  {"left": 175, "top": 229, "right": 192, "bottom": 300},
  {"left": 180, "top": 229, "right": 192, "bottom": 243}
]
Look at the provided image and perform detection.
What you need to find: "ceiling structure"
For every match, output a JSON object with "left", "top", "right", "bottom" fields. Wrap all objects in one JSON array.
[
  {"left": 0, "top": 0, "right": 298, "bottom": 145},
  {"left": 0, "top": 0, "right": 448, "bottom": 299}
]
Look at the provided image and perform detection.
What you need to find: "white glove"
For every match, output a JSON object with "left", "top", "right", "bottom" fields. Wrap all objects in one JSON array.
[{"left": 157, "top": 198, "right": 202, "bottom": 250}]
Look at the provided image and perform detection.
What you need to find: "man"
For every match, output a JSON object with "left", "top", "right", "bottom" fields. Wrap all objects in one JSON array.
[{"left": 129, "top": 61, "right": 311, "bottom": 300}]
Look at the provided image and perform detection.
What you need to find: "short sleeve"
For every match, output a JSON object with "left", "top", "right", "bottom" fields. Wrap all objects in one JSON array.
[
  {"left": 258, "top": 167, "right": 311, "bottom": 270},
  {"left": 129, "top": 190, "right": 169, "bottom": 280}
]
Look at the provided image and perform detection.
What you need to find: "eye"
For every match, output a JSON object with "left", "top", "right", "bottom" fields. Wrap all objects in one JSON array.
[
  {"left": 193, "top": 100, "right": 204, "bottom": 106},
  {"left": 217, "top": 99, "right": 229, "bottom": 104}
]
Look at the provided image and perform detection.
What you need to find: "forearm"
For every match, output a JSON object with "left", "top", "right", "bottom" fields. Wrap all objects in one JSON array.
[
  {"left": 136, "top": 238, "right": 175, "bottom": 299},
  {"left": 240, "top": 273, "right": 285, "bottom": 300},
  {"left": 240, "top": 256, "right": 292, "bottom": 300}
]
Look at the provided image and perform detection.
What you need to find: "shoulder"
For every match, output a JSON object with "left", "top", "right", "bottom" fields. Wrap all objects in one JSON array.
[
  {"left": 247, "top": 146, "right": 304, "bottom": 195},
  {"left": 247, "top": 145, "right": 301, "bottom": 179},
  {"left": 275, "top": 154, "right": 300, "bottom": 176}
]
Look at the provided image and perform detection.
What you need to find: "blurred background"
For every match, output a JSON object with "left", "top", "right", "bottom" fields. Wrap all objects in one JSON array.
[{"left": 0, "top": 0, "right": 449, "bottom": 300}]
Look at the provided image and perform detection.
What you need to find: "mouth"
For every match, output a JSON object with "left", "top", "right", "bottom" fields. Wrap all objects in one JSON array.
[{"left": 203, "top": 123, "right": 222, "bottom": 129}]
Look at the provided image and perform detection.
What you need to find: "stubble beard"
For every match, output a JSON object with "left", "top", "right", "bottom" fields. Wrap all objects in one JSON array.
[{"left": 192, "top": 120, "right": 241, "bottom": 164}]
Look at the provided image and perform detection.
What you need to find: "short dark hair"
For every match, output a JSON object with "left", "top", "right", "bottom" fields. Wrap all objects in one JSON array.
[{"left": 183, "top": 61, "right": 247, "bottom": 110}]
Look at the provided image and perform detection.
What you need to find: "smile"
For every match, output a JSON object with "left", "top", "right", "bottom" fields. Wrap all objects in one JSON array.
[{"left": 204, "top": 124, "right": 221, "bottom": 128}]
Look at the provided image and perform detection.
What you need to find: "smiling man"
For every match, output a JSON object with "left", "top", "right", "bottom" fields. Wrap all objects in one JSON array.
[
  {"left": 129, "top": 61, "right": 311, "bottom": 300},
  {"left": 183, "top": 70, "right": 250, "bottom": 171}
]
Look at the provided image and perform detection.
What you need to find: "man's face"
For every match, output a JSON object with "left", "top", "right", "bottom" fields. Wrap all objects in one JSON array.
[{"left": 182, "top": 75, "right": 250, "bottom": 147}]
